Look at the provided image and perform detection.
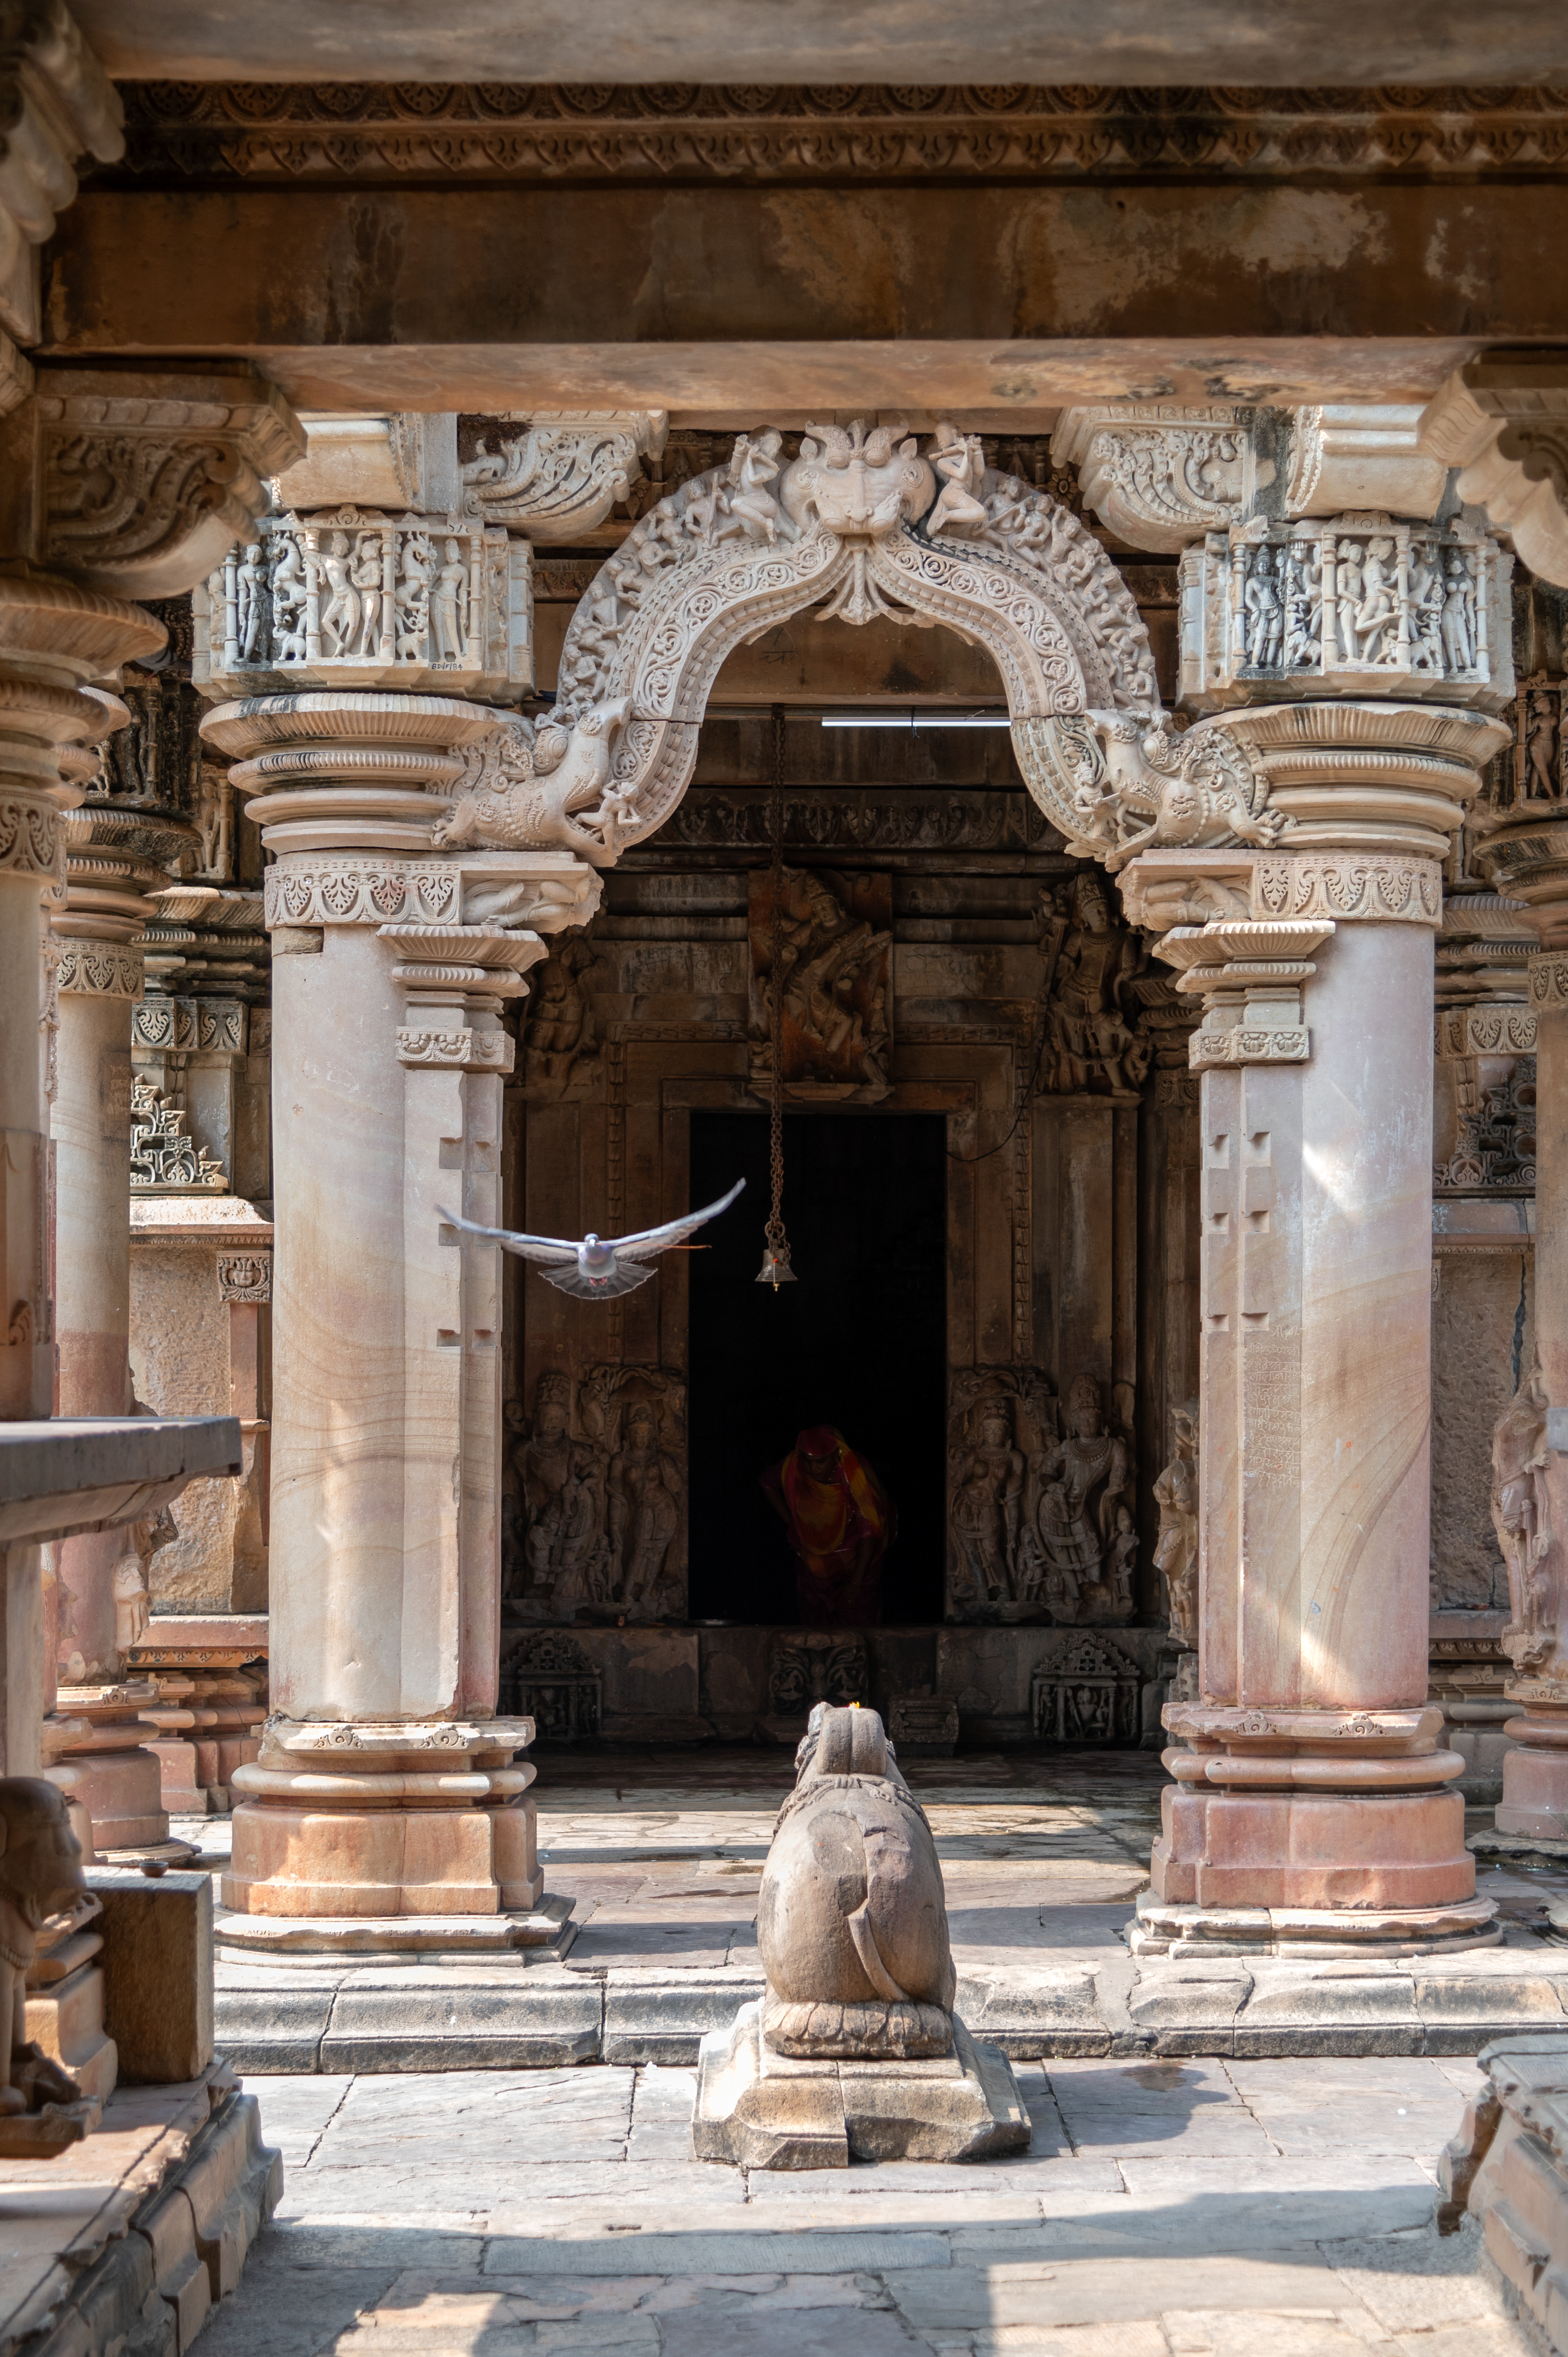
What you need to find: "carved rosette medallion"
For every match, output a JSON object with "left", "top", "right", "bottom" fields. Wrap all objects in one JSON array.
[{"left": 217, "top": 1252, "right": 272, "bottom": 1303}]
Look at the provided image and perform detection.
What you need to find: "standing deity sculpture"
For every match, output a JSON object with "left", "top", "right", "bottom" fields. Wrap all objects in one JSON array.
[
  {"left": 507, "top": 1371, "right": 608, "bottom": 1612},
  {"left": 1043, "top": 874, "right": 1148, "bottom": 1096},
  {"left": 1492, "top": 1362, "right": 1555, "bottom": 1672},
  {"left": 1021, "top": 1374, "right": 1134, "bottom": 1623},
  {"left": 1153, "top": 1400, "right": 1200, "bottom": 1648},
  {"left": 608, "top": 1400, "right": 685, "bottom": 1615},
  {"left": 949, "top": 1402, "right": 1027, "bottom": 1604}
]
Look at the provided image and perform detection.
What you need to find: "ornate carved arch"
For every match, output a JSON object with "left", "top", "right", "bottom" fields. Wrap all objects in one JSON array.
[
  {"left": 552, "top": 422, "right": 1158, "bottom": 852},
  {"left": 440, "top": 422, "right": 1268, "bottom": 873}
]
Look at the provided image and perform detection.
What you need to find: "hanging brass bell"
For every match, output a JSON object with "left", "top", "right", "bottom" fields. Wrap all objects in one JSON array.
[{"left": 756, "top": 1242, "right": 797, "bottom": 1288}]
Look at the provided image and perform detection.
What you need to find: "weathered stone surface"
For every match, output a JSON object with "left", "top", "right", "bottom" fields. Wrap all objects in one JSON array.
[
  {"left": 87, "top": 1868, "right": 214, "bottom": 2086},
  {"left": 692, "top": 1997, "right": 1028, "bottom": 2169},
  {"left": 756, "top": 1706, "right": 956, "bottom": 2062}
]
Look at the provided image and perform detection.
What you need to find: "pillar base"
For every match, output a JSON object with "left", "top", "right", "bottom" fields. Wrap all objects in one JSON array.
[
  {"left": 221, "top": 1718, "right": 543, "bottom": 1918},
  {"left": 1489, "top": 1703, "right": 1568, "bottom": 1843},
  {"left": 1153, "top": 1706, "right": 1484, "bottom": 1921},
  {"left": 48, "top": 1684, "right": 187, "bottom": 1857},
  {"left": 1131, "top": 1888, "right": 1501, "bottom": 1958}
]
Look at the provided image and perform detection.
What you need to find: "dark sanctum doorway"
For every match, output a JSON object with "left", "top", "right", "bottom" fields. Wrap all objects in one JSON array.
[{"left": 687, "top": 1110, "right": 947, "bottom": 1625}]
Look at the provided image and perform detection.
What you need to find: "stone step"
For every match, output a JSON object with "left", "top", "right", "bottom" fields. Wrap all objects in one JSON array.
[{"left": 214, "top": 1943, "right": 1568, "bottom": 2072}]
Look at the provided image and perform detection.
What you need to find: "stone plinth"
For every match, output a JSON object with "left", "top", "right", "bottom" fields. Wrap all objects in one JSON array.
[
  {"left": 47, "top": 1682, "right": 178, "bottom": 1855},
  {"left": 222, "top": 1718, "right": 543, "bottom": 1916},
  {"left": 1439, "top": 2032, "right": 1568, "bottom": 2340},
  {"left": 693, "top": 1997, "right": 1028, "bottom": 2168}
]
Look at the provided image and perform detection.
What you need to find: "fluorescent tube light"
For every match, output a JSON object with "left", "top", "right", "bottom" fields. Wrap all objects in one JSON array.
[{"left": 818, "top": 710, "right": 1011, "bottom": 729}]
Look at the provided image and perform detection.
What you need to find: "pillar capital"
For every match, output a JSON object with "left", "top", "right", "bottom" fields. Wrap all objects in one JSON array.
[
  {"left": 1054, "top": 401, "right": 1448, "bottom": 557},
  {"left": 1180, "top": 517, "right": 1513, "bottom": 718},
  {"left": 0, "top": 362, "right": 302, "bottom": 600}
]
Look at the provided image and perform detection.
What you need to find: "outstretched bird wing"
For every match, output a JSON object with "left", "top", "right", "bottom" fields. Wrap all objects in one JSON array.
[
  {"left": 607, "top": 1178, "right": 746, "bottom": 1264},
  {"left": 436, "top": 1207, "right": 579, "bottom": 1267}
]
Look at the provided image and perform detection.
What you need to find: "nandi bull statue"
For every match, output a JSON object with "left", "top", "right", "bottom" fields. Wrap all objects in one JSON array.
[
  {"left": 693, "top": 1703, "right": 1028, "bottom": 2168},
  {"left": 433, "top": 696, "right": 635, "bottom": 866}
]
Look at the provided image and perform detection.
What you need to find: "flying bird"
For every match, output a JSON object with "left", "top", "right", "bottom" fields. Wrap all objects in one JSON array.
[{"left": 437, "top": 1179, "right": 745, "bottom": 1300}]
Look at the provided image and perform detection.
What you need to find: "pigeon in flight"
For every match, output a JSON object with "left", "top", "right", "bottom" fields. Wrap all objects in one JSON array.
[{"left": 438, "top": 1178, "right": 745, "bottom": 1300}]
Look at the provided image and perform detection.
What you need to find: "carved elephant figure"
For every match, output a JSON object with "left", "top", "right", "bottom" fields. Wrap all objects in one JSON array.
[{"left": 756, "top": 1703, "right": 956, "bottom": 2058}]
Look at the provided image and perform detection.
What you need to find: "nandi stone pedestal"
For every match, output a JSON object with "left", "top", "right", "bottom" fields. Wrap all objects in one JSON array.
[{"left": 693, "top": 1705, "right": 1028, "bottom": 2168}]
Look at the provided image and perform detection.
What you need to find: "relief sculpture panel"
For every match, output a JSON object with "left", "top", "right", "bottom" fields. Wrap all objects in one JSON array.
[
  {"left": 748, "top": 866, "right": 892, "bottom": 1103},
  {"left": 505, "top": 1364, "right": 687, "bottom": 1623},
  {"left": 947, "top": 1369, "right": 1138, "bottom": 1626}
]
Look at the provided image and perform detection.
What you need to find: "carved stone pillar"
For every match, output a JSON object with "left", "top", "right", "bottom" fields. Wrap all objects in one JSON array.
[
  {"left": 1119, "top": 706, "right": 1508, "bottom": 1955},
  {"left": 1048, "top": 406, "right": 1518, "bottom": 1947},
  {"left": 52, "top": 803, "right": 195, "bottom": 1690},
  {"left": 195, "top": 416, "right": 600, "bottom": 1916},
  {"left": 0, "top": 368, "right": 299, "bottom": 1866}
]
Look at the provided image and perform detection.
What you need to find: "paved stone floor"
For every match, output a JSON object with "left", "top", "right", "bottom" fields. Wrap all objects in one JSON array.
[
  {"left": 202, "top": 2054, "right": 1527, "bottom": 2355},
  {"left": 536, "top": 1748, "right": 1165, "bottom": 1975},
  {"left": 187, "top": 1748, "right": 1560, "bottom": 2349}
]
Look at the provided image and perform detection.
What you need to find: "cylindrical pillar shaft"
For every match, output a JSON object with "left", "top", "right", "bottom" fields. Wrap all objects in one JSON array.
[{"left": 1121, "top": 700, "right": 1510, "bottom": 1956}]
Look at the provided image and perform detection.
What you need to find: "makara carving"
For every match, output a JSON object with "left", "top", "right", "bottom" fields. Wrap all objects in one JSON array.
[
  {"left": 748, "top": 866, "right": 892, "bottom": 1103},
  {"left": 505, "top": 1366, "right": 687, "bottom": 1622},
  {"left": 948, "top": 1370, "right": 1136, "bottom": 1624},
  {"left": 434, "top": 700, "right": 635, "bottom": 866},
  {"left": 1029, "top": 708, "right": 1284, "bottom": 871}
]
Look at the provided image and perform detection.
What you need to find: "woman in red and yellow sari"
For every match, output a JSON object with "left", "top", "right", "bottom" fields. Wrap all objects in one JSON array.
[{"left": 761, "top": 1425, "right": 897, "bottom": 1626}]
